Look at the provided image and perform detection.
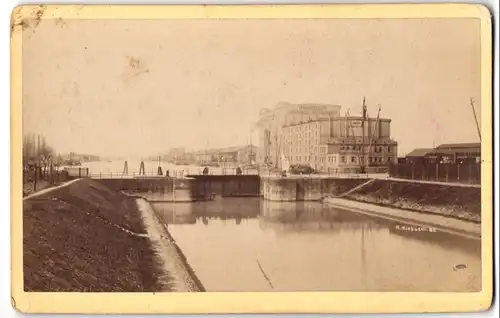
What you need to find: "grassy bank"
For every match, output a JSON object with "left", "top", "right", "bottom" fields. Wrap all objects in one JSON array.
[
  {"left": 23, "top": 178, "right": 170, "bottom": 292},
  {"left": 341, "top": 179, "right": 481, "bottom": 222}
]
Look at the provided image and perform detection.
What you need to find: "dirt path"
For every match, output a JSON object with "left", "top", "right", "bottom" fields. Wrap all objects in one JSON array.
[
  {"left": 324, "top": 198, "right": 481, "bottom": 240},
  {"left": 23, "top": 178, "right": 81, "bottom": 200},
  {"left": 136, "top": 199, "right": 205, "bottom": 292}
]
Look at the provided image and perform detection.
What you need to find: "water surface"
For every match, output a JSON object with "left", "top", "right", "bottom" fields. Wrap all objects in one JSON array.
[{"left": 151, "top": 198, "right": 481, "bottom": 292}]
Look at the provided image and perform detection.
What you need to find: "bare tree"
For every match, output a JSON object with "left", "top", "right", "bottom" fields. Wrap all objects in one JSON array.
[
  {"left": 22, "top": 132, "right": 37, "bottom": 170},
  {"left": 23, "top": 133, "right": 56, "bottom": 183},
  {"left": 38, "top": 139, "right": 55, "bottom": 177},
  {"left": 53, "top": 154, "right": 64, "bottom": 168}
]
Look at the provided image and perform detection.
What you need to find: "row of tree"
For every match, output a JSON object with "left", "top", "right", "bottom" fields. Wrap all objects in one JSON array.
[{"left": 22, "top": 133, "right": 62, "bottom": 179}]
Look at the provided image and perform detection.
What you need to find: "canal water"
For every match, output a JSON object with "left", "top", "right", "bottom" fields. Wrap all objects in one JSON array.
[{"left": 150, "top": 198, "right": 481, "bottom": 292}]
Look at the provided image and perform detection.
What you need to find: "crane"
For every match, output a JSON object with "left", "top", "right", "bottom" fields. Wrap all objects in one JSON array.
[{"left": 470, "top": 98, "right": 481, "bottom": 141}]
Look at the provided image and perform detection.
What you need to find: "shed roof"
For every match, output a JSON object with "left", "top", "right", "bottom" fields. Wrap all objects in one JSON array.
[
  {"left": 406, "top": 148, "right": 434, "bottom": 158},
  {"left": 436, "top": 142, "right": 481, "bottom": 150}
]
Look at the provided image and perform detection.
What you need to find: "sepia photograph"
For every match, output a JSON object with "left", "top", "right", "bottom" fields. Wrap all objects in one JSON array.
[{"left": 10, "top": 4, "right": 493, "bottom": 314}]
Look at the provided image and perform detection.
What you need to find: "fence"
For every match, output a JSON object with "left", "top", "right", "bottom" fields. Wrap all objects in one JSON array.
[
  {"left": 23, "top": 167, "right": 71, "bottom": 183},
  {"left": 89, "top": 167, "right": 260, "bottom": 179},
  {"left": 388, "top": 162, "right": 481, "bottom": 185},
  {"left": 23, "top": 167, "right": 71, "bottom": 195}
]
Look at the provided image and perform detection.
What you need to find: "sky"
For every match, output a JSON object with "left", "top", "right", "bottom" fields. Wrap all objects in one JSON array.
[{"left": 22, "top": 18, "right": 482, "bottom": 157}]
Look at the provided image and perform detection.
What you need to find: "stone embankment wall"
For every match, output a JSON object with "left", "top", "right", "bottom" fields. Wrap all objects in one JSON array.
[
  {"left": 188, "top": 175, "right": 261, "bottom": 198},
  {"left": 96, "top": 177, "right": 177, "bottom": 193},
  {"left": 260, "top": 176, "right": 481, "bottom": 222},
  {"left": 260, "top": 177, "right": 369, "bottom": 201},
  {"left": 96, "top": 176, "right": 261, "bottom": 199},
  {"left": 341, "top": 179, "right": 481, "bottom": 222}
]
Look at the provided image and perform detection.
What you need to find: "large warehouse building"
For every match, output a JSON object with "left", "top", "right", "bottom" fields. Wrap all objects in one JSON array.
[{"left": 255, "top": 101, "right": 398, "bottom": 173}]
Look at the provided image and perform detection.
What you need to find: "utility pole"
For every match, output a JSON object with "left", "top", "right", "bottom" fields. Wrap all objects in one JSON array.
[
  {"left": 470, "top": 98, "right": 481, "bottom": 141},
  {"left": 274, "top": 134, "right": 279, "bottom": 168},
  {"left": 360, "top": 97, "right": 367, "bottom": 174},
  {"left": 249, "top": 129, "right": 253, "bottom": 164},
  {"left": 367, "top": 105, "right": 381, "bottom": 158}
]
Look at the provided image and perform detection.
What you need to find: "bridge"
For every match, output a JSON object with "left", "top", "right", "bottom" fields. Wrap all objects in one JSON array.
[
  {"left": 88, "top": 167, "right": 259, "bottom": 179},
  {"left": 83, "top": 161, "right": 261, "bottom": 197},
  {"left": 82, "top": 161, "right": 444, "bottom": 202}
]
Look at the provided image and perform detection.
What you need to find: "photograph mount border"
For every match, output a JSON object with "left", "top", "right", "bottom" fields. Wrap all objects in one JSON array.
[{"left": 10, "top": 3, "right": 493, "bottom": 314}]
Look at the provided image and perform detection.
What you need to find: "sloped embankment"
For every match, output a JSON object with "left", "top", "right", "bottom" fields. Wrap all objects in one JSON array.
[
  {"left": 23, "top": 178, "right": 171, "bottom": 292},
  {"left": 341, "top": 179, "right": 481, "bottom": 222}
]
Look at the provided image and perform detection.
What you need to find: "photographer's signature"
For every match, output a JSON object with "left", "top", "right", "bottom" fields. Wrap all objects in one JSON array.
[{"left": 395, "top": 225, "right": 437, "bottom": 232}]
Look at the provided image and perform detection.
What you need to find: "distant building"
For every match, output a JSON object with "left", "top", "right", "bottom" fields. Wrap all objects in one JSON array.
[
  {"left": 256, "top": 102, "right": 341, "bottom": 166},
  {"left": 61, "top": 153, "right": 100, "bottom": 163},
  {"left": 64, "top": 166, "right": 89, "bottom": 177},
  {"left": 404, "top": 148, "right": 435, "bottom": 164},
  {"left": 166, "top": 147, "right": 187, "bottom": 163},
  {"left": 396, "top": 157, "right": 407, "bottom": 164},
  {"left": 256, "top": 101, "right": 398, "bottom": 173},
  {"left": 425, "top": 142, "right": 480, "bottom": 164},
  {"left": 195, "top": 145, "right": 257, "bottom": 166}
]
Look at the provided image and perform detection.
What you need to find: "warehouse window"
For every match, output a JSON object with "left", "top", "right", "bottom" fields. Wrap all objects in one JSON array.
[{"left": 340, "top": 156, "right": 346, "bottom": 163}]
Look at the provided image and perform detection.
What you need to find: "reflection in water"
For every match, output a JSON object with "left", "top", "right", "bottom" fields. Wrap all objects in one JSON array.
[
  {"left": 151, "top": 198, "right": 481, "bottom": 292},
  {"left": 152, "top": 198, "right": 260, "bottom": 225}
]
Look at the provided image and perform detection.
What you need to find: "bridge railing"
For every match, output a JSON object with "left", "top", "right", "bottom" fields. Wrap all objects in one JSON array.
[
  {"left": 89, "top": 169, "right": 388, "bottom": 179},
  {"left": 189, "top": 167, "right": 259, "bottom": 176},
  {"left": 89, "top": 167, "right": 260, "bottom": 179},
  {"left": 257, "top": 171, "right": 388, "bottom": 179},
  {"left": 89, "top": 171, "right": 160, "bottom": 179}
]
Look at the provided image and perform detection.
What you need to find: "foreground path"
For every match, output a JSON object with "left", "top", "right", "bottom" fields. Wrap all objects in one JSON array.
[
  {"left": 324, "top": 198, "right": 481, "bottom": 240},
  {"left": 382, "top": 176, "right": 481, "bottom": 188},
  {"left": 23, "top": 178, "right": 82, "bottom": 200}
]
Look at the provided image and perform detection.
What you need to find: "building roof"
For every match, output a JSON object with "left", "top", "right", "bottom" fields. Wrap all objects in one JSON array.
[
  {"left": 194, "top": 145, "right": 257, "bottom": 155},
  {"left": 406, "top": 148, "right": 434, "bottom": 158},
  {"left": 330, "top": 116, "right": 392, "bottom": 122},
  {"left": 425, "top": 142, "right": 481, "bottom": 156},
  {"left": 282, "top": 118, "right": 330, "bottom": 127},
  {"left": 435, "top": 142, "right": 481, "bottom": 150},
  {"left": 274, "top": 101, "right": 339, "bottom": 108}
]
